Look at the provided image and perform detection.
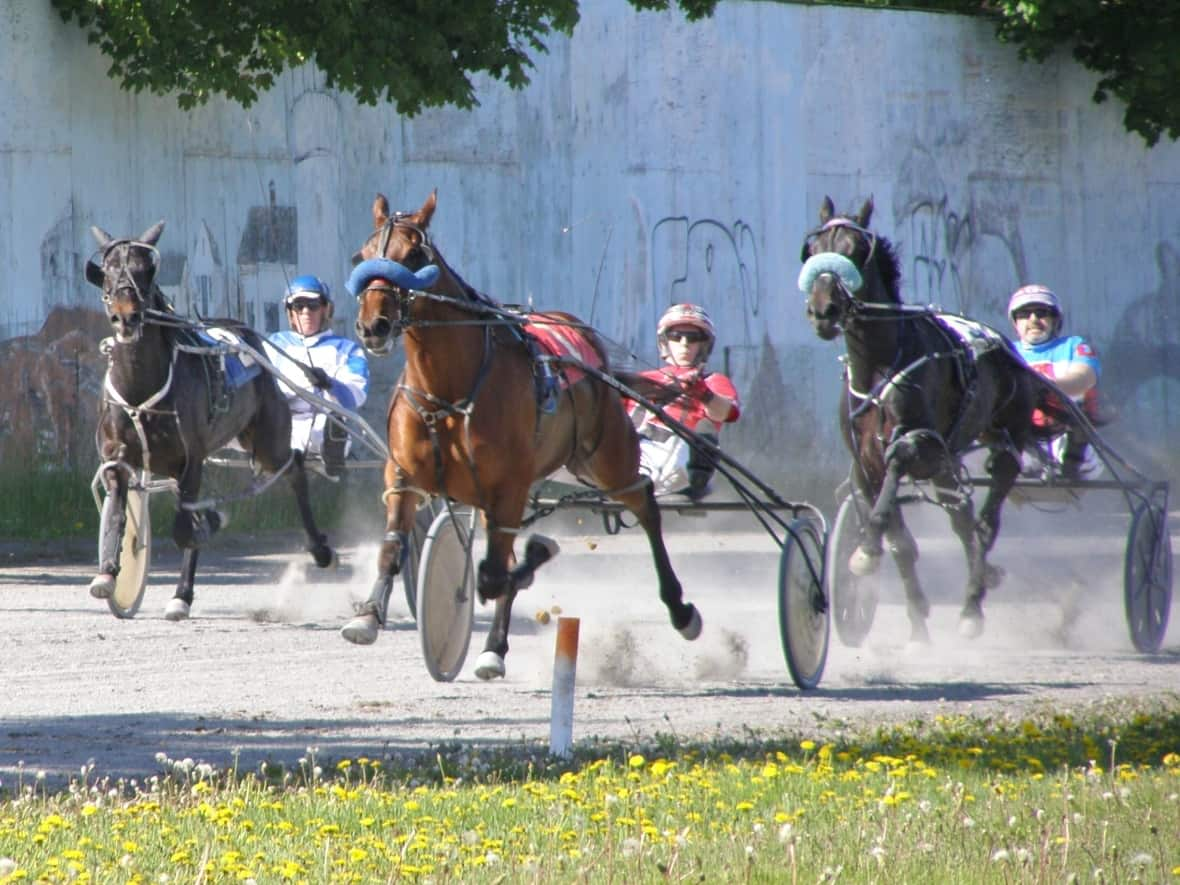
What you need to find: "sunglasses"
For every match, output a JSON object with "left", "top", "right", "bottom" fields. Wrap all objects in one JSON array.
[
  {"left": 1013, "top": 307, "right": 1057, "bottom": 321},
  {"left": 665, "top": 330, "right": 707, "bottom": 343},
  {"left": 287, "top": 298, "right": 325, "bottom": 312}
]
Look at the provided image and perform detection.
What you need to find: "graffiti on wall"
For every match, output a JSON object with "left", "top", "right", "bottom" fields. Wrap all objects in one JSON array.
[
  {"left": 1103, "top": 239, "right": 1180, "bottom": 473},
  {"left": 892, "top": 144, "right": 1027, "bottom": 320},
  {"left": 646, "top": 214, "right": 817, "bottom": 479}
]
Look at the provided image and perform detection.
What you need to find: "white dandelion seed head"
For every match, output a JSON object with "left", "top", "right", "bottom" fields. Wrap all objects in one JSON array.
[
  {"left": 778, "top": 823, "right": 795, "bottom": 844},
  {"left": 621, "top": 838, "right": 641, "bottom": 858},
  {"left": 992, "top": 849, "right": 1010, "bottom": 862}
]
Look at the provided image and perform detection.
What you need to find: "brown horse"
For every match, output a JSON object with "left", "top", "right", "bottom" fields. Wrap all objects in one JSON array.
[
  {"left": 339, "top": 190, "right": 701, "bottom": 679},
  {"left": 86, "top": 222, "right": 334, "bottom": 619}
]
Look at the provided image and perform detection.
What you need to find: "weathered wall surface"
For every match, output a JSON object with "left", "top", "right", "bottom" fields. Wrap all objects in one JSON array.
[{"left": 3, "top": 1, "right": 1179, "bottom": 486}]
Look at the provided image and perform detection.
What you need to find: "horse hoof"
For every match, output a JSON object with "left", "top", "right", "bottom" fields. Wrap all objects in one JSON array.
[
  {"left": 474, "top": 651, "right": 506, "bottom": 680},
  {"left": 312, "top": 545, "right": 335, "bottom": 569},
  {"left": 89, "top": 574, "right": 116, "bottom": 599},
  {"left": 676, "top": 605, "right": 703, "bottom": 641},
  {"left": 163, "top": 598, "right": 191, "bottom": 621},
  {"left": 340, "top": 612, "right": 380, "bottom": 645},
  {"left": 525, "top": 534, "right": 561, "bottom": 566},
  {"left": 983, "top": 563, "right": 1005, "bottom": 589},
  {"left": 959, "top": 612, "right": 984, "bottom": 639},
  {"left": 848, "top": 547, "right": 882, "bottom": 577},
  {"left": 908, "top": 622, "right": 931, "bottom": 646}
]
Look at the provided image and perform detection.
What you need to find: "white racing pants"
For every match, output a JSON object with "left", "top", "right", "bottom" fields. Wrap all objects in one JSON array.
[{"left": 639, "top": 433, "right": 692, "bottom": 497}]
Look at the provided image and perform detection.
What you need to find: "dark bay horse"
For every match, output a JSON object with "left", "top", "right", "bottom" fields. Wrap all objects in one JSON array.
[
  {"left": 86, "top": 222, "right": 333, "bottom": 619},
  {"left": 340, "top": 190, "right": 701, "bottom": 679},
  {"left": 801, "top": 196, "right": 1049, "bottom": 642}
]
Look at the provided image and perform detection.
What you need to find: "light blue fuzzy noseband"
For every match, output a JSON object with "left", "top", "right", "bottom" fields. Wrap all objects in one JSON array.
[
  {"left": 797, "top": 253, "right": 863, "bottom": 295},
  {"left": 346, "top": 258, "right": 440, "bottom": 297}
]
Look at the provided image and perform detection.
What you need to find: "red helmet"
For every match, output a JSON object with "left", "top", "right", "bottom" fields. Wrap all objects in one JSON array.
[{"left": 657, "top": 303, "right": 715, "bottom": 364}]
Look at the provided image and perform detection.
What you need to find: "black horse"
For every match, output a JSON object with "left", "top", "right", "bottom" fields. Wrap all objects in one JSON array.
[
  {"left": 86, "top": 221, "right": 334, "bottom": 619},
  {"left": 801, "top": 196, "right": 1052, "bottom": 642}
]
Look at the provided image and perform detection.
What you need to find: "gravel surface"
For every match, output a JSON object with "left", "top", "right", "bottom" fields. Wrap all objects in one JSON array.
[{"left": 2, "top": 502, "right": 1177, "bottom": 791}]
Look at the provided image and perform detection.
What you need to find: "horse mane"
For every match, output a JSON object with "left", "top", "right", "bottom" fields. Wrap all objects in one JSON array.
[{"left": 871, "top": 232, "right": 903, "bottom": 304}]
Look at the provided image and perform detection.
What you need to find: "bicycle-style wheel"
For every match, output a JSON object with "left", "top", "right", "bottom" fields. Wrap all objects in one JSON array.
[
  {"left": 100, "top": 487, "right": 152, "bottom": 619},
  {"left": 778, "top": 517, "right": 829, "bottom": 690},
  {"left": 416, "top": 508, "right": 476, "bottom": 681}
]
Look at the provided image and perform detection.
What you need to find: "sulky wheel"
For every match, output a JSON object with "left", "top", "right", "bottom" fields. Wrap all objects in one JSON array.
[
  {"left": 416, "top": 507, "right": 476, "bottom": 682},
  {"left": 99, "top": 487, "right": 151, "bottom": 619},
  {"left": 827, "top": 494, "right": 879, "bottom": 647},
  {"left": 1124, "top": 498, "right": 1173, "bottom": 653},
  {"left": 778, "top": 516, "right": 829, "bottom": 690},
  {"left": 402, "top": 499, "right": 443, "bottom": 621}
]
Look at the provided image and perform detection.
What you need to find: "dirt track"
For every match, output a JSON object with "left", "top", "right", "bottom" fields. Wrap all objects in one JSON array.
[{"left": 2, "top": 502, "right": 1178, "bottom": 791}]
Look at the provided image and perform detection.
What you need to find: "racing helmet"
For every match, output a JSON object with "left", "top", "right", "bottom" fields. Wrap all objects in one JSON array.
[
  {"left": 284, "top": 274, "right": 333, "bottom": 321},
  {"left": 1007, "top": 284, "right": 1061, "bottom": 325},
  {"left": 657, "top": 303, "right": 716, "bottom": 364}
]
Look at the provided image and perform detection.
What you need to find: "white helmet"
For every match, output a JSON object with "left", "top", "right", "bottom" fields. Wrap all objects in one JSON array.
[
  {"left": 1007, "top": 284, "right": 1062, "bottom": 323},
  {"left": 657, "top": 303, "right": 716, "bottom": 364}
]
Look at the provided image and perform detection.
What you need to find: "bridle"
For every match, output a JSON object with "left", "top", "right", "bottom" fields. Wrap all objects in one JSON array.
[
  {"left": 355, "top": 214, "right": 439, "bottom": 339},
  {"left": 801, "top": 217, "right": 878, "bottom": 328},
  {"left": 93, "top": 239, "right": 162, "bottom": 312}
]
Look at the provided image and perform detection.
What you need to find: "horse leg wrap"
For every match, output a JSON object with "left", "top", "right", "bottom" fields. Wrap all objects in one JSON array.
[{"left": 379, "top": 531, "right": 408, "bottom": 575}]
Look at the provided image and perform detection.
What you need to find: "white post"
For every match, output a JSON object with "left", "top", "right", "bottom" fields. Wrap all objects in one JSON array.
[{"left": 549, "top": 617, "right": 581, "bottom": 757}]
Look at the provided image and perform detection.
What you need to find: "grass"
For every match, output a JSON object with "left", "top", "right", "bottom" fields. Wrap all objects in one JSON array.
[
  {"left": 1, "top": 700, "right": 1178, "bottom": 882},
  {"left": 0, "top": 459, "right": 382, "bottom": 543}
]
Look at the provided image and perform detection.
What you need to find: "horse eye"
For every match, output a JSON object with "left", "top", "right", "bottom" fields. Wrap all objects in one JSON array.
[{"left": 350, "top": 250, "right": 363, "bottom": 267}]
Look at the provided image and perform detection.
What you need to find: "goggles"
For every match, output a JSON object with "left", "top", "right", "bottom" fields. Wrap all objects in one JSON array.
[
  {"left": 1012, "top": 306, "right": 1057, "bottom": 321},
  {"left": 287, "top": 297, "right": 326, "bottom": 311},
  {"left": 664, "top": 329, "right": 708, "bottom": 343}
]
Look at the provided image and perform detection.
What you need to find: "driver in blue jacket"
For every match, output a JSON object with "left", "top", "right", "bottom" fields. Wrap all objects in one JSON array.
[
  {"left": 263, "top": 274, "right": 369, "bottom": 479},
  {"left": 1008, "top": 284, "right": 1101, "bottom": 480}
]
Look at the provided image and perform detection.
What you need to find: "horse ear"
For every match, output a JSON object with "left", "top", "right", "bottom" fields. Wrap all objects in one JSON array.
[
  {"left": 91, "top": 225, "right": 112, "bottom": 248},
  {"left": 417, "top": 189, "right": 437, "bottom": 228},
  {"left": 85, "top": 259, "right": 105, "bottom": 287},
  {"left": 372, "top": 194, "right": 390, "bottom": 227},
  {"left": 856, "top": 197, "right": 874, "bottom": 227},
  {"left": 138, "top": 220, "right": 165, "bottom": 245},
  {"left": 819, "top": 196, "right": 834, "bottom": 224}
]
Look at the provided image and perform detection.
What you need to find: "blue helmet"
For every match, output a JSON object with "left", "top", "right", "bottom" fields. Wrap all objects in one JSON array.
[{"left": 284, "top": 274, "right": 331, "bottom": 306}]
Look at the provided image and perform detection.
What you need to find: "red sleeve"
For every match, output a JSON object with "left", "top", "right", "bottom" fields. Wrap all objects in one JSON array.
[{"left": 705, "top": 373, "right": 741, "bottom": 423}]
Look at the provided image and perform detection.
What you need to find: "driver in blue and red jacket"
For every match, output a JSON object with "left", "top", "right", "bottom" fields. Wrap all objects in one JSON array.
[{"left": 1008, "top": 284, "right": 1101, "bottom": 480}]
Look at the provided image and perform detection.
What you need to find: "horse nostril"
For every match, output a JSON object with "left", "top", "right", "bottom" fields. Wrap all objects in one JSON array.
[{"left": 371, "top": 317, "right": 392, "bottom": 338}]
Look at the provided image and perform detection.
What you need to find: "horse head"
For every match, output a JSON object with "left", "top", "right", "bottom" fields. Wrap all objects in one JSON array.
[
  {"left": 349, "top": 191, "right": 444, "bottom": 356},
  {"left": 85, "top": 221, "right": 166, "bottom": 344},
  {"left": 799, "top": 196, "right": 894, "bottom": 340}
]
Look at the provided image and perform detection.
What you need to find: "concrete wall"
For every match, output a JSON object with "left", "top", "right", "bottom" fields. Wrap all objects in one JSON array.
[{"left": 3, "top": 0, "right": 1179, "bottom": 486}]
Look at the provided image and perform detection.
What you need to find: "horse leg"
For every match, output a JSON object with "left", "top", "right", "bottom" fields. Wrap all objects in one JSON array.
[
  {"left": 166, "top": 462, "right": 223, "bottom": 621},
  {"left": 89, "top": 465, "right": 128, "bottom": 598},
  {"left": 951, "top": 448, "right": 1020, "bottom": 638},
  {"left": 883, "top": 511, "right": 931, "bottom": 645},
  {"left": 289, "top": 451, "right": 334, "bottom": 568},
  {"left": 474, "top": 503, "right": 545, "bottom": 680},
  {"left": 850, "top": 456, "right": 906, "bottom": 577},
  {"left": 340, "top": 486, "right": 414, "bottom": 645},
  {"left": 616, "top": 482, "right": 701, "bottom": 640},
  {"left": 164, "top": 548, "right": 200, "bottom": 622}
]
